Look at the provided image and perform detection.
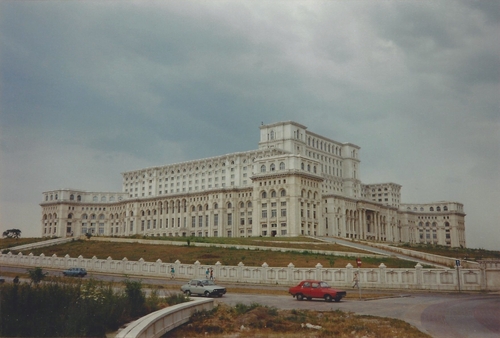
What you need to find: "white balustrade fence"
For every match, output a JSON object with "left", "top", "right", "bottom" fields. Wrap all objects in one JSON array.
[{"left": 1, "top": 251, "right": 498, "bottom": 291}]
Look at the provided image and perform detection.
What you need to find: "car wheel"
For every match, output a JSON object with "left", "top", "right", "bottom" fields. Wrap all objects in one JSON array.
[
  {"left": 334, "top": 296, "right": 342, "bottom": 302},
  {"left": 324, "top": 294, "right": 333, "bottom": 302},
  {"left": 184, "top": 290, "right": 191, "bottom": 296},
  {"left": 296, "top": 294, "right": 304, "bottom": 301},
  {"left": 204, "top": 291, "right": 211, "bottom": 297}
]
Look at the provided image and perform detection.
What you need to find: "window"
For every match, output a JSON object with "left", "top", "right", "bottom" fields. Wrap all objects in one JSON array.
[
  {"left": 270, "top": 163, "right": 275, "bottom": 171},
  {"left": 279, "top": 162, "right": 285, "bottom": 170},
  {"left": 261, "top": 165, "right": 266, "bottom": 173},
  {"left": 280, "top": 189, "right": 286, "bottom": 197},
  {"left": 262, "top": 210, "right": 267, "bottom": 218},
  {"left": 227, "top": 213, "right": 232, "bottom": 226},
  {"left": 271, "top": 190, "right": 276, "bottom": 198},
  {"left": 214, "top": 214, "right": 219, "bottom": 226},
  {"left": 262, "top": 191, "right": 267, "bottom": 198}
]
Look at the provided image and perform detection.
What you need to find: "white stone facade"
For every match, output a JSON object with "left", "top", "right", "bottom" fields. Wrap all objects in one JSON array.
[{"left": 40, "top": 121, "right": 466, "bottom": 247}]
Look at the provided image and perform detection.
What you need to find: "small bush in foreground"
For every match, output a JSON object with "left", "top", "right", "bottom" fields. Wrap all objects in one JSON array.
[{"left": 0, "top": 278, "right": 188, "bottom": 337}]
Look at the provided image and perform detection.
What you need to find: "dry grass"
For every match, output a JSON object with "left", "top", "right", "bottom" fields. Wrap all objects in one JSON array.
[
  {"left": 0, "top": 237, "right": 47, "bottom": 250},
  {"left": 9, "top": 239, "right": 422, "bottom": 269},
  {"left": 167, "top": 303, "right": 431, "bottom": 337}
]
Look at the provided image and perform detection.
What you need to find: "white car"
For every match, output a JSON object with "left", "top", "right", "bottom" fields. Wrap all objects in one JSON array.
[{"left": 180, "top": 279, "right": 226, "bottom": 297}]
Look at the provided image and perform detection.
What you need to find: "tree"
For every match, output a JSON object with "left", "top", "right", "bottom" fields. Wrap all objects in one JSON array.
[
  {"left": 27, "top": 267, "right": 48, "bottom": 285},
  {"left": 2, "top": 229, "right": 21, "bottom": 238}
]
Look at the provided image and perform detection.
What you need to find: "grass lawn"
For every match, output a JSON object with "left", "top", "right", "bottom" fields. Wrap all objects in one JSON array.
[
  {"left": 0, "top": 237, "right": 48, "bottom": 250},
  {"left": 392, "top": 243, "right": 500, "bottom": 260},
  {"left": 9, "top": 237, "right": 424, "bottom": 269}
]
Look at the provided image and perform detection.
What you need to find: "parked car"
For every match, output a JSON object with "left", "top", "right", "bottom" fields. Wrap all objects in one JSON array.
[
  {"left": 289, "top": 280, "right": 346, "bottom": 302},
  {"left": 0, "top": 276, "right": 5, "bottom": 284},
  {"left": 63, "top": 267, "right": 87, "bottom": 277},
  {"left": 181, "top": 279, "right": 226, "bottom": 297}
]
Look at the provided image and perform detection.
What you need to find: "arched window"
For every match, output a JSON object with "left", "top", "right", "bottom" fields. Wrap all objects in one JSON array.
[
  {"left": 436, "top": 206, "right": 441, "bottom": 211},
  {"left": 270, "top": 163, "right": 275, "bottom": 171},
  {"left": 70, "top": 194, "right": 74, "bottom": 201},
  {"left": 227, "top": 203, "right": 232, "bottom": 209},
  {"left": 313, "top": 166, "right": 317, "bottom": 173},
  {"left": 260, "top": 165, "right": 266, "bottom": 173},
  {"left": 247, "top": 201, "right": 252, "bottom": 208},
  {"left": 279, "top": 162, "right": 285, "bottom": 170},
  {"left": 101, "top": 196, "right": 106, "bottom": 202},
  {"left": 262, "top": 191, "right": 267, "bottom": 198},
  {"left": 130, "top": 211, "right": 134, "bottom": 217},
  {"left": 240, "top": 202, "right": 244, "bottom": 208},
  {"left": 430, "top": 207, "right": 434, "bottom": 211},
  {"left": 199, "top": 205, "right": 202, "bottom": 211},
  {"left": 82, "top": 214, "right": 88, "bottom": 219},
  {"left": 68, "top": 214, "right": 73, "bottom": 219},
  {"left": 192, "top": 206, "right": 196, "bottom": 212},
  {"left": 142, "top": 211, "right": 145, "bottom": 216},
  {"left": 280, "top": 189, "right": 286, "bottom": 197},
  {"left": 214, "top": 203, "right": 218, "bottom": 209},
  {"left": 444, "top": 206, "right": 448, "bottom": 211},
  {"left": 307, "top": 164, "right": 310, "bottom": 172},
  {"left": 271, "top": 190, "right": 277, "bottom": 198},
  {"left": 77, "top": 195, "right": 81, "bottom": 202},
  {"left": 99, "top": 214, "right": 105, "bottom": 220},
  {"left": 93, "top": 196, "right": 98, "bottom": 202}
]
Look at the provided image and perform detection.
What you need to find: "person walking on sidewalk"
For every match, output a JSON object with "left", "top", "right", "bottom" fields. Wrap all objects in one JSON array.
[{"left": 352, "top": 272, "right": 359, "bottom": 288}]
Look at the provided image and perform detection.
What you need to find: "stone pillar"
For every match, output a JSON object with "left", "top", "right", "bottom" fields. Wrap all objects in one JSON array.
[
  {"left": 415, "top": 263, "right": 423, "bottom": 288},
  {"left": 379, "top": 263, "right": 386, "bottom": 286},
  {"left": 288, "top": 263, "right": 295, "bottom": 283},
  {"left": 194, "top": 260, "right": 201, "bottom": 278},
  {"left": 316, "top": 263, "right": 323, "bottom": 280},
  {"left": 261, "top": 262, "right": 269, "bottom": 284}
]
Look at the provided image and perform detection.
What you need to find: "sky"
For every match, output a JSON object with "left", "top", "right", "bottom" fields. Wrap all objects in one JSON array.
[{"left": 0, "top": 1, "right": 498, "bottom": 250}]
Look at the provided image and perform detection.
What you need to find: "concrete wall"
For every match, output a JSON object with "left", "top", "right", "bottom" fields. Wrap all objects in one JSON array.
[
  {"left": 1, "top": 250, "right": 498, "bottom": 291},
  {"left": 115, "top": 298, "right": 214, "bottom": 338}
]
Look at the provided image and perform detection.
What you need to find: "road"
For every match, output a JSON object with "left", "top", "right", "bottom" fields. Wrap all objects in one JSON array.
[
  {"left": 318, "top": 236, "right": 449, "bottom": 267},
  {"left": 2, "top": 265, "right": 499, "bottom": 338}
]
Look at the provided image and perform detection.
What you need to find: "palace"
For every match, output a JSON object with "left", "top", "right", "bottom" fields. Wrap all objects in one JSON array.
[{"left": 40, "top": 121, "right": 466, "bottom": 247}]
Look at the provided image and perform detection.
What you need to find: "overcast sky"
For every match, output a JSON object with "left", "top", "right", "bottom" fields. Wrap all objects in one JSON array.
[{"left": 1, "top": 1, "right": 498, "bottom": 250}]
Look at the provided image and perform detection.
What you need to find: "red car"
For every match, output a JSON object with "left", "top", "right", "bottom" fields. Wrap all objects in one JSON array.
[{"left": 289, "top": 280, "right": 346, "bottom": 302}]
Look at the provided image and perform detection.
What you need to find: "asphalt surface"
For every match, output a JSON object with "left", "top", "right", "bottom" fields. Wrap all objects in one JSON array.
[
  {"left": 2, "top": 265, "right": 499, "bottom": 338},
  {"left": 318, "top": 236, "right": 449, "bottom": 267}
]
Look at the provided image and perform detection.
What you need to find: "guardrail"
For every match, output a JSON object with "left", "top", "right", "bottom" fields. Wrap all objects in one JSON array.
[{"left": 115, "top": 298, "right": 214, "bottom": 338}]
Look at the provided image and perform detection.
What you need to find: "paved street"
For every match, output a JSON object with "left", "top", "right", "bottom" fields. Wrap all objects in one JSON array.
[
  {"left": 318, "top": 236, "right": 449, "bottom": 267},
  {"left": 2, "top": 265, "right": 498, "bottom": 337},
  {"left": 218, "top": 291, "right": 500, "bottom": 338}
]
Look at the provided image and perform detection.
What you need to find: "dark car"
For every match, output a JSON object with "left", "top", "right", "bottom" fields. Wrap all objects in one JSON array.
[
  {"left": 289, "top": 280, "right": 346, "bottom": 302},
  {"left": 180, "top": 279, "right": 226, "bottom": 297},
  {"left": 63, "top": 267, "right": 87, "bottom": 277}
]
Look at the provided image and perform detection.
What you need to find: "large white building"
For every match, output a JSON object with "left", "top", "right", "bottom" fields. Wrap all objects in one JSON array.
[{"left": 41, "top": 121, "right": 466, "bottom": 247}]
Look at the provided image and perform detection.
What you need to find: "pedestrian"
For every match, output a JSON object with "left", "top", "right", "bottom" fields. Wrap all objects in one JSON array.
[
  {"left": 210, "top": 268, "right": 214, "bottom": 280},
  {"left": 13, "top": 276, "right": 19, "bottom": 284},
  {"left": 352, "top": 272, "right": 359, "bottom": 288},
  {"left": 205, "top": 268, "right": 210, "bottom": 279},
  {"left": 170, "top": 266, "right": 175, "bottom": 279}
]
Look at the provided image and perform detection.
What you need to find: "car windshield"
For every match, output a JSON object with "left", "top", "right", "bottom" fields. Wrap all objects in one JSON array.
[{"left": 319, "top": 282, "right": 330, "bottom": 288}]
